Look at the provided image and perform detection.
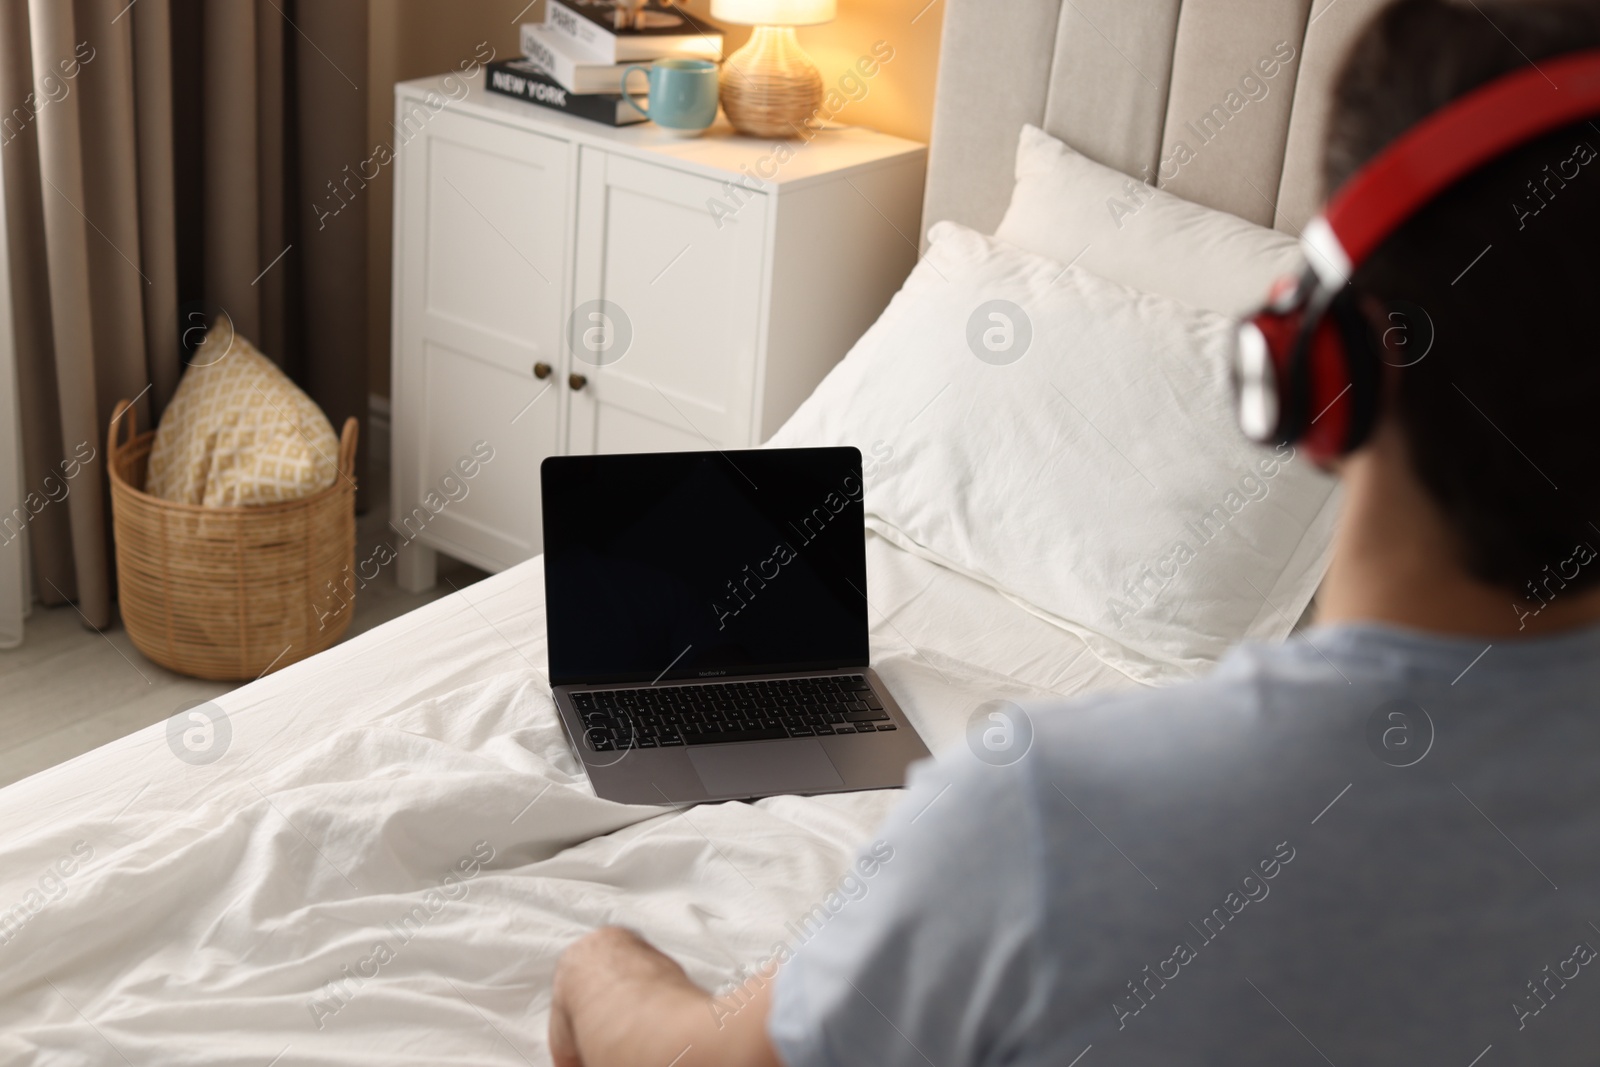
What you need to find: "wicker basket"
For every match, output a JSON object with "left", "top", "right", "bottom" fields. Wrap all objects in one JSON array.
[{"left": 107, "top": 398, "right": 359, "bottom": 681}]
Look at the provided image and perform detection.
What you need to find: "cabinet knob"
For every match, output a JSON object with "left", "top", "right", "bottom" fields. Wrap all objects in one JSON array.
[
  {"left": 568, "top": 373, "right": 588, "bottom": 391},
  {"left": 533, "top": 361, "right": 552, "bottom": 379}
]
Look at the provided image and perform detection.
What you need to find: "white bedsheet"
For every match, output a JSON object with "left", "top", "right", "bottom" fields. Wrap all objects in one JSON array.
[{"left": 0, "top": 533, "right": 1135, "bottom": 1065}]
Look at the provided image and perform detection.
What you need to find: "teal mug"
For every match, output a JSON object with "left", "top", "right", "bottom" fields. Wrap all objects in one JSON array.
[{"left": 622, "top": 58, "right": 719, "bottom": 135}]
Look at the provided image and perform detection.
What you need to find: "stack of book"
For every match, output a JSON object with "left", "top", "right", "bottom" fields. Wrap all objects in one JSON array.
[{"left": 485, "top": 1, "right": 723, "bottom": 127}]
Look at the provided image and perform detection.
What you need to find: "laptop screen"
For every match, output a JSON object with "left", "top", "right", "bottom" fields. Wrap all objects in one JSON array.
[{"left": 542, "top": 447, "right": 869, "bottom": 686}]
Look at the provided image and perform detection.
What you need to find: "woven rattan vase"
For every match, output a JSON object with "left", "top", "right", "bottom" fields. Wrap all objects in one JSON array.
[{"left": 107, "top": 398, "right": 358, "bottom": 681}]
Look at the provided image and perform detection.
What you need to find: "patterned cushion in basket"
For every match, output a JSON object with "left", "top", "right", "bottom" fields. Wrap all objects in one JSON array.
[{"left": 146, "top": 316, "right": 339, "bottom": 506}]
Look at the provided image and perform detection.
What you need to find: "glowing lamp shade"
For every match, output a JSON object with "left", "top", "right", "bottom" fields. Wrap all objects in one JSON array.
[
  {"left": 711, "top": 0, "right": 837, "bottom": 138},
  {"left": 711, "top": 0, "right": 837, "bottom": 25}
]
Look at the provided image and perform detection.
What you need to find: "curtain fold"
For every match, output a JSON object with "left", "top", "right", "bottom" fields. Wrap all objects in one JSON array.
[
  {"left": 293, "top": 0, "right": 369, "bottom": 476},
  {"left": 0, "top": 0, "right": 370, "bottom": 632},
  {"left": 24, "top": 0, "right": 113, "bottom": 623},
  {"left": 202, "top": 0, "right": 261, "bottom": 346},
  {"left": 255, "top": 0, "right": 289, "bottom": 366},
  {"left": 0, "top": 0, "right": 68, "bottom": 611},
  {"left": 77, "top": 0, "right": 153, "bottom": 455},
  {"left": 131, "top": 0, "right": 181, "bottom": 413}
]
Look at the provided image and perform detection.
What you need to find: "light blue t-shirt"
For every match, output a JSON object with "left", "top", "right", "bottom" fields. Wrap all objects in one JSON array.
[{"left": 769, "top": 622, "right": 1600, "bottom": 1066}]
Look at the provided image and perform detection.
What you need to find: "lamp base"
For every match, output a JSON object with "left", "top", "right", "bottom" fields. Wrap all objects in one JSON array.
[{"left": 719, "top": 25, "right": 823, "bottom": 139}]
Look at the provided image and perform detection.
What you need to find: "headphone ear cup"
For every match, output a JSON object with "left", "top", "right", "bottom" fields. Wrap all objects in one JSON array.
[
  {"left": 1236, "top": 270, "right": 1382, "bottom": 458},
  {"left": 1238, "top": 270, "right": 1321, "bottom": 447},
  {"left": 1234, "top": 304, "right": 1304, "bottom": 445}
]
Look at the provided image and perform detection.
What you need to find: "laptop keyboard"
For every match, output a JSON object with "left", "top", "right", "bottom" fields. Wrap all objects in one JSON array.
[{"left": 571, "top": 674, "right": 896, "bottom": 751}]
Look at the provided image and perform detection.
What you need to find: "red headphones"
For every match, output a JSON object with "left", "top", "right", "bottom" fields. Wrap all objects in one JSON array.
[{"left": 1233, "top": 48, "right": 1600, "bottom": 463}]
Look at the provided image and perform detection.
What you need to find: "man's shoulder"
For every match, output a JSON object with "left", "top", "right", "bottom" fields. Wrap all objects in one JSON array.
[
  {"left": 1021, "top": 633, "right": 1363, "bottom": 778},
  {"left": 989, "top": 635, "right": 1375, "bottom": 913}
]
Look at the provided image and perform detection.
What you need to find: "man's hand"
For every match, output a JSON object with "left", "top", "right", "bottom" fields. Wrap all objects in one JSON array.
[{"left": 549, "top": 926, "right": 783, "bottom": 1067}]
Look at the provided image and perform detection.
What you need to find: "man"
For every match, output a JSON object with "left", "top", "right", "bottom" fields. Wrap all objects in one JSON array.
[{"left": 549, "top": 1, "right": 1600, "bottom": 1062}]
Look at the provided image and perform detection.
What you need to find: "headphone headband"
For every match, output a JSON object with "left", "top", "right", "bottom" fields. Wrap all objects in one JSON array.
[{"left": 1310, "top": 48, "right": 1600, "bottom": 284}]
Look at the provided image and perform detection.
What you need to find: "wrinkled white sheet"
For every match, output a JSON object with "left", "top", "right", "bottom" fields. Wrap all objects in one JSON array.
[{"left": 0, "top": 533, "right": 1135, "bottom": 1065}]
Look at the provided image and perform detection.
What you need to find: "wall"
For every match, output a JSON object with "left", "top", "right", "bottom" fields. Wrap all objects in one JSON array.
[{"left": 364, "top": 0, "right": 945, "bottom": 400}]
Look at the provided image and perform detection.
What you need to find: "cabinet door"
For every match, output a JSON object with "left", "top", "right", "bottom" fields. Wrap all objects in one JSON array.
[
  {"left": 394, "top": 108, "right": 568, "bottom": 570},
  {"left": 567, "top": 150, "right": 768, "bottom": 454}
]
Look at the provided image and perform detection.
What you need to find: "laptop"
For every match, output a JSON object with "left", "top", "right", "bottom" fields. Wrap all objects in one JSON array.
[{"left": 541, "top": 446, "right": 931, "bottom": 805}]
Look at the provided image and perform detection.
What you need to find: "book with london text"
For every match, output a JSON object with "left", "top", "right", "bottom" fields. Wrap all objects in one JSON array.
[
  {"left": 484, "top": 59, "right": 647, "bottom": 125},
  {"left": 542, "top": 0, "right": 723, "bottom": 64},
  {"left": 519, "top": 23, "right": 655, "bottom": 94}
]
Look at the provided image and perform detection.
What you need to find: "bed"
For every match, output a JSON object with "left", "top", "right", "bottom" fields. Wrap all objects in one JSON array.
[
  {"left": 0, "top": 0, "right": 1384, "bottom": 1062},
  {"left": 0, "top": 535, "right": 1130, "bottom": 1064}
]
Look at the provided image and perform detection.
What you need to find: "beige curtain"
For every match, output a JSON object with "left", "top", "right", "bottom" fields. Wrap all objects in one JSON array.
[{"left": 0, "top": 0, "right": 370, "bottom": 631}]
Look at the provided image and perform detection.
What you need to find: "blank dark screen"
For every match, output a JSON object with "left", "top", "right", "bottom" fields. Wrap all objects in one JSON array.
[{"left": 542, "top": 448, "right": 868, "bottom": 686}]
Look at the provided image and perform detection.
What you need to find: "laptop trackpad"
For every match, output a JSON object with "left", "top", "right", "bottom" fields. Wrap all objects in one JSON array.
[{"left": 688, "top": 740, "right": 844, "bottom": 798}]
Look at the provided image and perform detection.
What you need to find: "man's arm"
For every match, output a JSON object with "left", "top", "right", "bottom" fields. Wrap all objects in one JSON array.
[{"left": 549, "top": 926, "right": 783, "bottom": 1067}]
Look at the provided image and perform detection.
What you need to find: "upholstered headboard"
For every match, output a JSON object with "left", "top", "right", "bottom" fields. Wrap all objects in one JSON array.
[{"left": 922, "top": 0, "right": 1394, "bottom": 241}]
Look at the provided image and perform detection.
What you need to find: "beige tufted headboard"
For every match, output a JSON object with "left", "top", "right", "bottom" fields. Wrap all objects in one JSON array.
[{"left": 921, "top": 0, "right": 1398, "bottom": 241}]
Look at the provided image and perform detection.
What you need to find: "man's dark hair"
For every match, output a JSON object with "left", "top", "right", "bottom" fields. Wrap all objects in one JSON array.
[{"left": 1324, "top": 0, "right": 1600, "bottom": 596}]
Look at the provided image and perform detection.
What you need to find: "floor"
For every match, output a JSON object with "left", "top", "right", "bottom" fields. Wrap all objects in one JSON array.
[{"left": 0, "top": 459, "right": 488, "bottom": 788}]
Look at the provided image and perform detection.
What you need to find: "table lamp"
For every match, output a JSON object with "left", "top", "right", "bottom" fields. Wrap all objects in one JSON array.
[{"left": 711, "top": 0, "right": 837, "bottom": 138}]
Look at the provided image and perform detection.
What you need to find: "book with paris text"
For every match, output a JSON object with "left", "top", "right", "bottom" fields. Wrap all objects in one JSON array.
[{"left": 540, "top": 0, "right": 722, "bottom": 63}]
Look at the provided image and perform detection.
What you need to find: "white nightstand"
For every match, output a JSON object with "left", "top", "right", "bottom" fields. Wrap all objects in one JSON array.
[{"left": 389, "top": 72, "right": 926, "bottom": 591}]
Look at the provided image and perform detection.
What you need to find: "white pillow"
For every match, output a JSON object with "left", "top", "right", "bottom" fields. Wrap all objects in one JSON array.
[
  {"left": 770, "top": 222, "right": 1339, "bottom": 685},
  {"left": 993, "top": 125, "right": 1303, "bottom": 317}
]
